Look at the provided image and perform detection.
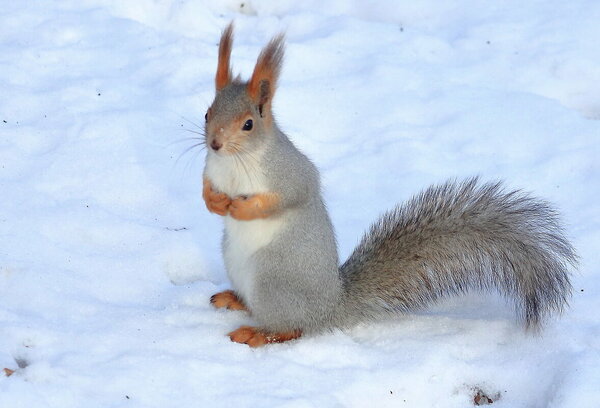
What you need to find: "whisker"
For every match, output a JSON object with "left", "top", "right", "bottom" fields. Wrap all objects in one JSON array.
[
  {"left": 233, "top": 152, "right": 253, "bottom": 193},
  {"left": 166, "top": 137, "right": 205, "bottom": 147},
  {"left": 228, "top": 142, "right": 261, "bottom": 189},
  {"left": 176, "top": 142, "right": 206, "bottom": 166},
  {"left": 238, "top": 146, "right": 261, "bottom": 166},
  {"left": 184, "top": 145, "right": 204, "bottom": 174},
  {"left": 179, "top": 115, "right": 204, "bottom": 130},
  {"left": 234, "top": 144, "right": 264, "bottom": 185},
  {"left": 183, "top": 128, "right": 206, "bottom": 136}
]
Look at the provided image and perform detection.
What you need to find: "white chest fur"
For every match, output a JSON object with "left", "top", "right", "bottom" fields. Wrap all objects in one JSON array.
[{"left": 205, "top": 152, "right": 287, "bottom": 306}]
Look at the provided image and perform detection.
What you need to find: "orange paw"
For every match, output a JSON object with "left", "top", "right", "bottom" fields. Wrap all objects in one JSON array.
[
  {"left": 229, "top": 193, "right": 280, "bottom": 221},
  {"left": 228, "top": 326, "right": 302, "bottom": 348},
  {"left": 228, "top": 326, "right": 268, "bottom": 347},
  {"left": 210, "top": 290, "right": 247, "bottom": 311},
  {"left": 203, "top": 178, "right": 231, "bottom": 216}
]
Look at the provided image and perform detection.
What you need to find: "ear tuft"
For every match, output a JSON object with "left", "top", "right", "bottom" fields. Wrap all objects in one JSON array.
[
  {"left": 247, "top": 33, "right": 285, "bottom": 106},
  {"left": 216, "top": 22, "right": 234, "bottom": 91}
]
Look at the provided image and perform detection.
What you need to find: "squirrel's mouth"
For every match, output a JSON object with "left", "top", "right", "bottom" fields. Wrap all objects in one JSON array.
[{"left": 207, "top": 143, "right": 236, "bottom": 157}]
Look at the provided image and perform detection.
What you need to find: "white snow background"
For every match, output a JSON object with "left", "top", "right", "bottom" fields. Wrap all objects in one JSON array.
[{"left": 1, "top": 1, "right": 599, "bottom": 407}]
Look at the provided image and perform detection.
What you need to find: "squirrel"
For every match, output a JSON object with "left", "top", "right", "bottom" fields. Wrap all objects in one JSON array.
[{"left": 201, "top": 23, "right": 577, "bottom": 347}]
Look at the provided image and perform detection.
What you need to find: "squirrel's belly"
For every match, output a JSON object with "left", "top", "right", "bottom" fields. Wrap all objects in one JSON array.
[
  {"left": 222, "top": 215, "right": 287, "bottom": 305},
  {"left": 205, "top": 153, "right": 279, "bottom": 304}
]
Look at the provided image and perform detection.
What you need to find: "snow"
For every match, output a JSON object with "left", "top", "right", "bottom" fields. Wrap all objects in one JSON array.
[{"left": 1, "top": 1, "right": 599, "bottom": 407}]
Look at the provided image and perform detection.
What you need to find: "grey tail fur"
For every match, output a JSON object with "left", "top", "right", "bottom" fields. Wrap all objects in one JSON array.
[{"left": 338, "top": 177, "right": 577, "bottom": 329}]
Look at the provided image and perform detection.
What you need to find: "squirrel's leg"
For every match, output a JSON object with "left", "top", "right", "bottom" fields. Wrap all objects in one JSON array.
[
  {"left": 210, "top": 290, "right": 247, "bottom": 311},
  {"left": 229, "top": 193, "right": 280, "bottom": 221},
  {"left": 228, "top": 326, "right": 302, "bottom": 348},
  {"left": 203, "top": 178, "right": 231, "bottom": 216}
]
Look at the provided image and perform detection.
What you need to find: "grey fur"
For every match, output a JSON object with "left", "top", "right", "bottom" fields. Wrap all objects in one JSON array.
[
  {"left": 204, "top": 25, "right": 577, "bottom": 336},
  {"left": 336, "top": 178, "right": 577, "bottom": 330},
  {"left": 238, "top": 128, "right": 342, "bottom": 333}
]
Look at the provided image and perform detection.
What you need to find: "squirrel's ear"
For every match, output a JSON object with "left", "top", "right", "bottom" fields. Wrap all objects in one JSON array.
[
  {"left": 215, "top": 22, "right": 234, "bottom": 91},
  {"left": 247, "top": 34, "right": 285, "bottom": 114}
]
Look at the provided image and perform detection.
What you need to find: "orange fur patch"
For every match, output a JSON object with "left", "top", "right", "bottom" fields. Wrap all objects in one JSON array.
[
  {"left": 203, "top": 177, "right": 231, "bottom": 216},
  {"left": 247, "top": 34, "right": 285, "bottom": 105},
  {"left": 228, "top": 326, "right": 302, "bottom": 348},
  {"left": 222, "top": 113, "right": 254, "bottom": 154},
  {"left": 215, "top": 23, "right": 234, "bottom": 91},
  {"left": 229, "top": 193, "right": 280, "bottom": 220},
  {"left": 210, "top": 290, "right": 247, "bottom": 311}
]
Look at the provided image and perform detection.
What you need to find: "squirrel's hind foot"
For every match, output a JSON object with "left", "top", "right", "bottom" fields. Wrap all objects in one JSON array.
[{"left": 228, "top": 326, "right": 302, "bottom": 347}]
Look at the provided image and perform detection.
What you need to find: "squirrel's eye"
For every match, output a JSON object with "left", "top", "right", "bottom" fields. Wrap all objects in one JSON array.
[
  {"left": 204, "top": 112, "right": 208, "bottom": 122},
  {"left": 242, "top": 119, "right": 253, "bottom": 131}
]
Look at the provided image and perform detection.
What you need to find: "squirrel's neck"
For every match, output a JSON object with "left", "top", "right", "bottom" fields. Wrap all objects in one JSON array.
[{"left": 205, "top": 145, "right": 269, "bottom": 199}]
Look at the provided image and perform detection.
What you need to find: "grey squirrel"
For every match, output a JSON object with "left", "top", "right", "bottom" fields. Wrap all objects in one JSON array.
[{"left": 202, "top": 23, "right": 577, "bottom": 347}]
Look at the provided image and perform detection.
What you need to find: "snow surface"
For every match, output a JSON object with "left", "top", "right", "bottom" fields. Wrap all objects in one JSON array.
[{"left": 1, "top": 1, "right": 599, "bottom": 407}]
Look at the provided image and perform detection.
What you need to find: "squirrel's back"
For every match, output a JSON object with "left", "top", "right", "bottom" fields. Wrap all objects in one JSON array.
[{"left": 336, "top": 178, "right": 577, "bottom": 329}]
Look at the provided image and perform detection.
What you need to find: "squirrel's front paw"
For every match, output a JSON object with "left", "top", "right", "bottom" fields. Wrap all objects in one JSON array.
[
  {"left": 228, "top": 326, "right": 302, "bottom": 348},
  {"left": 206, "top": 193, "right": 231, "bottom": 216},
  {"left": 203, "top": 178, "right": 231, "bottom": 216},
  {"left": 210, "top": 290, "right": 247, "bottom": 311},
  {"left": 229, "top": 193, "right": 280, "bottom": 221}
]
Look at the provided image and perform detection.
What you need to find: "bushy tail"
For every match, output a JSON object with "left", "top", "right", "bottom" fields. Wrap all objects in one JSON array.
[{"left": 338, "top": 178, "right": 577, "bottom": 329}]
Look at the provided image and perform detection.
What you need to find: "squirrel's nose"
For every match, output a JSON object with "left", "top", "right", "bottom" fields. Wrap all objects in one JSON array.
[{"left": 210, "top": 140, "right": 222, "bottom": 151}]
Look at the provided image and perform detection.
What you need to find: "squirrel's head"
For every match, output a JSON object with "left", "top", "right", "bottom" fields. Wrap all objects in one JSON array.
[{"left": 205, "top": 23, "right": 284, "bottom": 156}]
